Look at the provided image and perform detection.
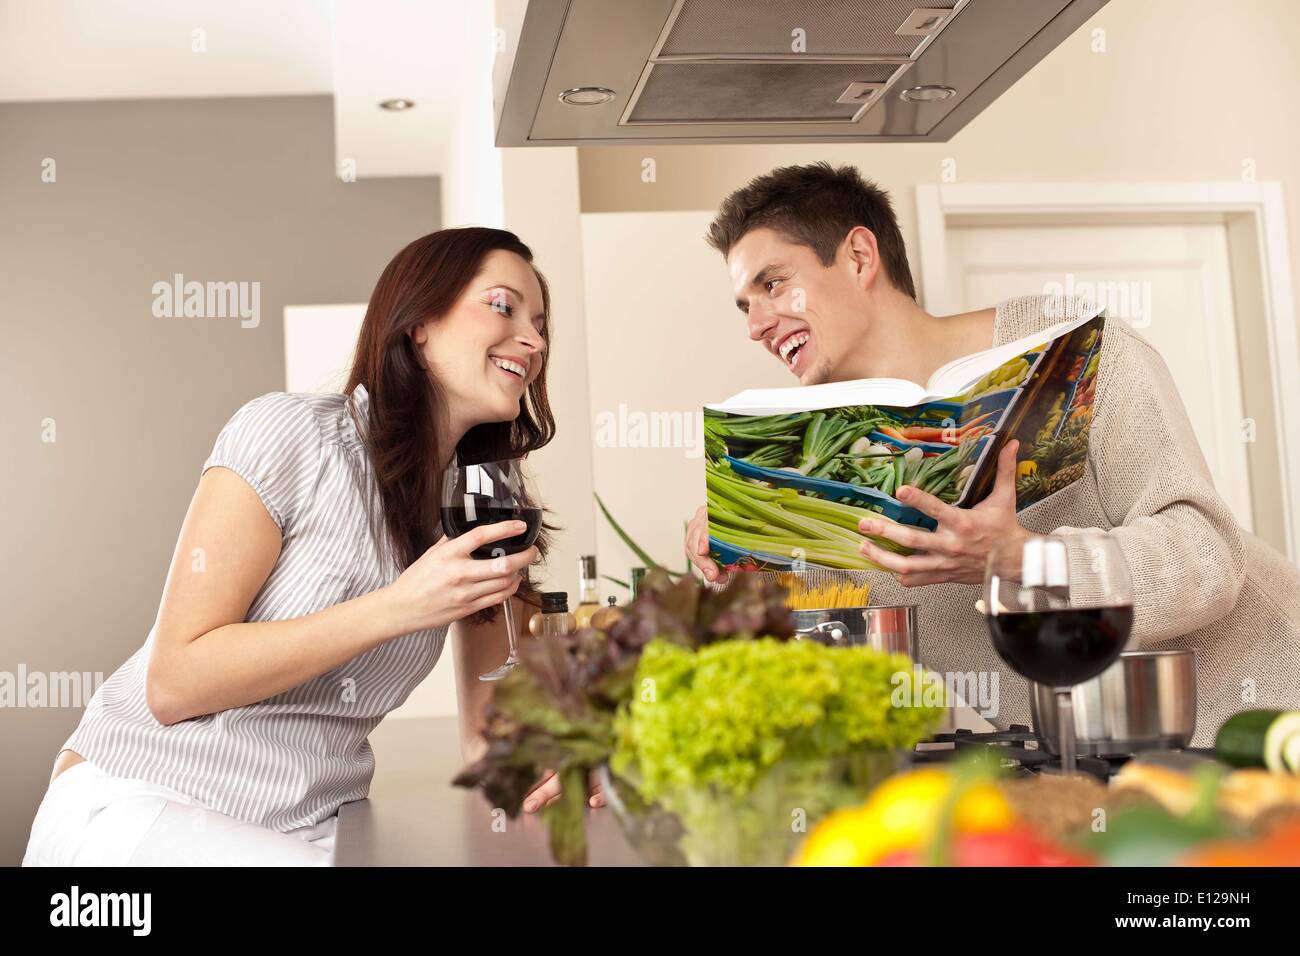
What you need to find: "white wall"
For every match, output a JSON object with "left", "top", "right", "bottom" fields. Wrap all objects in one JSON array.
[
  {"left": 284, "top": 304, "right": 364, "bottom": 393},
  {"left": 439, "top": 0, "right": 504, "bottom": 227},
  {"left": 499, "top": 147, "right": 599, "bottom": 609}
]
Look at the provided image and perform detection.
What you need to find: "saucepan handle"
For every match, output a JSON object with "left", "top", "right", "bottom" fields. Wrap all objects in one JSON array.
[{"left": 794, "top": 621, "right": 849, "bottom": 645}]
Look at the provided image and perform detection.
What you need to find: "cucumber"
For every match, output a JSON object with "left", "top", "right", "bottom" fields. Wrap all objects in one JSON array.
[
  {"left": 1216, "top": 709, "right": 1300, "bottom": 772},
  {"left": 1285, "top": 734, "right": 1300, "bottom": 774},
  {"left": 1263, "top": 711, "right": 1300, "bottom": 773},
  {"left": 1215, "top": 709, "right": 1282, "bottom": 768}
]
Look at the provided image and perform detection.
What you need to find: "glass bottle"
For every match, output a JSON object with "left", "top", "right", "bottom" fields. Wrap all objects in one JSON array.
[
  {"left": 629, "top": 566, "right": 648, "bottom": 601},
  {"left": 574, "top": 555, "right": 601, "bottom": 629},
  {"left": 535, "top": 591, "right": 576, "bottom": 637}
]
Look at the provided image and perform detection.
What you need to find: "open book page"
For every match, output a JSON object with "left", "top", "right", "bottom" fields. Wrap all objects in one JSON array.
[
  {"left": 706, "top": 377, "right": 928, "bottom": 415},
  {"left": 926, "top": 303, "right": 1106, "bottom": 396},
  {"left": 702, "top": 310, "right": 1107, "bottom": 572}
]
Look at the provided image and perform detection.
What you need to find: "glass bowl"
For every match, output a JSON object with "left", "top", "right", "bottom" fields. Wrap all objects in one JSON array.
[{"left": 596, "top": 750, "right": 902, "bottom": 867}]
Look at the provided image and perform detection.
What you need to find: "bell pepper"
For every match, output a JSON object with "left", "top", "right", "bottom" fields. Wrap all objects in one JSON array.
[
  {"left": 793, "top": 767, "right": 1015, "bottom": 867},
  {"left": 876, "top": 826, "right": 1093, "bottom": 867}
]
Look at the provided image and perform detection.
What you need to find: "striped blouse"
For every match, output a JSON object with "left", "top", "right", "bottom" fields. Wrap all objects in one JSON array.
[{"left": 63, "top": 385, "right": 447, "bottom": 831}]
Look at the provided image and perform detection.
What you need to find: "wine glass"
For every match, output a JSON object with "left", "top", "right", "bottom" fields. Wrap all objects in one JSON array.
[
  {"left": 983, "top": 533, "right": 1134, "bottom": 774},
  {"left": 440, "top": 458, "right": 541, "bottom": 681}
]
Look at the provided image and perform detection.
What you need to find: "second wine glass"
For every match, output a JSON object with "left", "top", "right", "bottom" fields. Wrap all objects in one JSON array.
[{"left": 983, "top": 533, "right": 1134, "bottom": 774}]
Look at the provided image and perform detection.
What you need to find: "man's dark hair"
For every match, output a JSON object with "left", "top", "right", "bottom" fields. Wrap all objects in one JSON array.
[{"left": 706, "top": 162, "right": 916, "bottom": 300}]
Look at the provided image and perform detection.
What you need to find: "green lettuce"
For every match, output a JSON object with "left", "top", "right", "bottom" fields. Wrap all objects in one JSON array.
[{"left": 611, "top": 639, "right": 943, "bottom": 865}]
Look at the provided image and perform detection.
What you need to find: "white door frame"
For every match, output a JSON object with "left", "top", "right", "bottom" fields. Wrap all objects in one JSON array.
[{"left": 916, "top": 181, "right": 1300, "bottom": 560}]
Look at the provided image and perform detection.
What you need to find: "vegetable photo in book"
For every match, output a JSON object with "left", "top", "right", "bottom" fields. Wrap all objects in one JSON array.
[{"left": 703, "top": 308, "right": 1106, "bottom": 572}]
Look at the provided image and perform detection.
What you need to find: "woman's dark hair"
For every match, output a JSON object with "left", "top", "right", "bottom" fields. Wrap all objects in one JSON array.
[
  {"left": 706, "top": 162, "right": 917, "bottom": 300},
  {"left": 344, "top": 227, "right": 556, "bottom": 600}
]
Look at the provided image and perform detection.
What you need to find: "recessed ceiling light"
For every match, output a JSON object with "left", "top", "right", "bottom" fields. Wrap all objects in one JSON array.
[
  {"left": 379, "top": 98, "right": 416, "bottom": 111},
  {"left": 558, "top": 87, "right": 615, "bottom": 106},
  {"left": 899, "top": 85, "right": 957, "bottom": 103}
]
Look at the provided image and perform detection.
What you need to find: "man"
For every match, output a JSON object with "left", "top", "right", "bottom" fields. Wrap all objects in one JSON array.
[{"left": 685, "top": 162, "right": 1300, "bottom": 744}]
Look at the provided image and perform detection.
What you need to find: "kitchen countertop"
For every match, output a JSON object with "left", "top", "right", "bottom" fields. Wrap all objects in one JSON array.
[
  {"left": 335, "top": 715, "right": 642, "bottom": 866},
  {"left": 338, "top": 708, "right": 996, "bottom": 866}
]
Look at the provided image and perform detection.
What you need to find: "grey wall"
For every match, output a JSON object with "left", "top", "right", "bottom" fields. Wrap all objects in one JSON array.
[{"left": 0, "top": 95, "right": 439, "bottom": 864}]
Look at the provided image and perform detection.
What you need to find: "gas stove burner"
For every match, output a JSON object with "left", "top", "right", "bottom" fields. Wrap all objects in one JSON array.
[
  {"left": 913, "top": 725, "right": 1122, "bottom": 782},
  {"left": 931, "top": 724, "right": 1038, "bottom": 745}
]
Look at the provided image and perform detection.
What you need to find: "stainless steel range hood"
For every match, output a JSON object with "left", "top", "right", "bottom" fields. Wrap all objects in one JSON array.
[{"left": 494, "top": 0, "right": 1108, "bottom": 146}]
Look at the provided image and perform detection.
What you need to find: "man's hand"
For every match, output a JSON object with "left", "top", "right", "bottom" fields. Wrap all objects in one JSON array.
[
  {"left": 524, "top": 769, "right": 605, "bottom": 813},
  {"left": 685, "top": 505, "right": 730, "bottom": 584},
  {"left": 857, "top": 439, "right": 1030, "bottom": 586}
]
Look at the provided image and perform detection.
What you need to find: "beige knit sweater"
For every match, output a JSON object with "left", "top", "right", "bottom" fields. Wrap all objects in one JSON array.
[{"left": 826, "top": 294, "right": 1300, "bottom": 746}]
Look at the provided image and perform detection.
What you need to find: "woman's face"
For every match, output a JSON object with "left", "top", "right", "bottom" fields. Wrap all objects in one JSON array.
[{"left": 412, "top": 249, "right": 548, "bottom": 433}]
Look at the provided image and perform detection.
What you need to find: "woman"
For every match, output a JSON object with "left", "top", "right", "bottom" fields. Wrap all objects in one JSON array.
[{"left": 24, "top": 227, "right": 577, "bottom": 866}]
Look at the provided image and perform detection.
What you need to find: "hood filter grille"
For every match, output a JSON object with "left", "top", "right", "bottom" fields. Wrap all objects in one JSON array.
[
  {"left": 658, "top": 0, "right": 957, "bottom": 59},
  {"left": 627, "top": 62, "right": 899, "bottom": 125},
  {"left": 620, "top": 0, "right": 962, "bottom": 128}
]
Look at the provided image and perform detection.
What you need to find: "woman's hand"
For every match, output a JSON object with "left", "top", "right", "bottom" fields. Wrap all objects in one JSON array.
[
  {"left": 524, "top": 769, "right": 605, "bottom": 813},
  {"left": 857, "top": 439, "right": 1030, "bottom": 586},
  {"left": 384, "top": 521, "right": 539, "bottom": 633},
  {"left": 686, "top": 505, "right": 729, "bottom": 584}
]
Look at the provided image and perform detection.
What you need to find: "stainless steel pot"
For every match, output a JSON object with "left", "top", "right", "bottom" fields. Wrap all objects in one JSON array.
[
  {"left": 1030, "top": 649, "right": 1197, "bottom": 756},
  {"left": 791, "top": 606, "right": 920, "bottom": 662}
]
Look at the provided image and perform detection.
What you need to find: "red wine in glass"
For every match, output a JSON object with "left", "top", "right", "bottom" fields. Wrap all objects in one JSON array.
[
  {"left": 440, "top": 503, "right": 542, "bottom": 559},
  {"left": 987, "top": 606, "right": 1132, "bottom": 687},
  {"left": 984, "top": 534, "right": 1133, "bottom": 774}
]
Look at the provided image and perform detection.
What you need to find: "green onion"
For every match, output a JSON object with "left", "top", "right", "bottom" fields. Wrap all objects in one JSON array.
[
  {"left": 704, "top": 459, "right": 914, "bottom": 571},
  {"left": 707, "top": 525, "right": 891, "bottom": 572},
  {"left": 796, "top": 412, "right": 875, "bottom": 478}
]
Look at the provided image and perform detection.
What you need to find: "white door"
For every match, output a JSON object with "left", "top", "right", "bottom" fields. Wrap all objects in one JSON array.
[{"left": 940, "top": 220, "right": 1254, "bottom": 532}]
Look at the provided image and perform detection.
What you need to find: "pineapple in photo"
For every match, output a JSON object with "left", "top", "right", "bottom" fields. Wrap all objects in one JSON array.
[
  {"left": 1031, "top": 433, "right": 1085, "bottom": 473},
  {"left": 1043, "top": 460, "right": 1086, "bottom": 494},
  {"left": 1016, "top": 471, "right": 1049, "bottom": 501},
  {"left": 1025, "top": 426, "right": 1089, "bottom": 500}
]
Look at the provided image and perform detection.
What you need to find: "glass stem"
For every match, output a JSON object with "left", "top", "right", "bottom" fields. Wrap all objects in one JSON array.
[
  {"left": 502, "top": 589, "right": 520, "bottom": 663},
  {"left": 1056, "top": 687, "right": 1076, "bottom": 775}
]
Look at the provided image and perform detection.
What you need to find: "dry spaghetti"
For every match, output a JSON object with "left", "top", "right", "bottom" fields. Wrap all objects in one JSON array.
[{"left": 777, "top": 574, "right": 872, "bottom": 610}]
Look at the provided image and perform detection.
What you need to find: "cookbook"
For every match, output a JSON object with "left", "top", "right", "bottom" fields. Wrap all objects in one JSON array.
[{"left": 704, "top": 307, "right": 1106, "bottom": 572}]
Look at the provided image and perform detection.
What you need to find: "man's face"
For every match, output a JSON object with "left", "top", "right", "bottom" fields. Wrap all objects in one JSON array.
[{"left": 727, "top": 227, "right": 863, "bottom": 386}]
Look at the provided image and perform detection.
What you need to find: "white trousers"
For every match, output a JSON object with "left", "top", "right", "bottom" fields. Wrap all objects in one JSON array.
[{"left": 23, "top": 760, "right": 336, "bottom": 867}]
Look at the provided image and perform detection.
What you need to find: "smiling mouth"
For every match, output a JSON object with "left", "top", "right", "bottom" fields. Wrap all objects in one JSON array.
[
  {"left": 778, "top": 332, "right": 809, "bottom": 370},
  {"left": 490, "top": 356, "right": 528, "bottom": 381}
]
